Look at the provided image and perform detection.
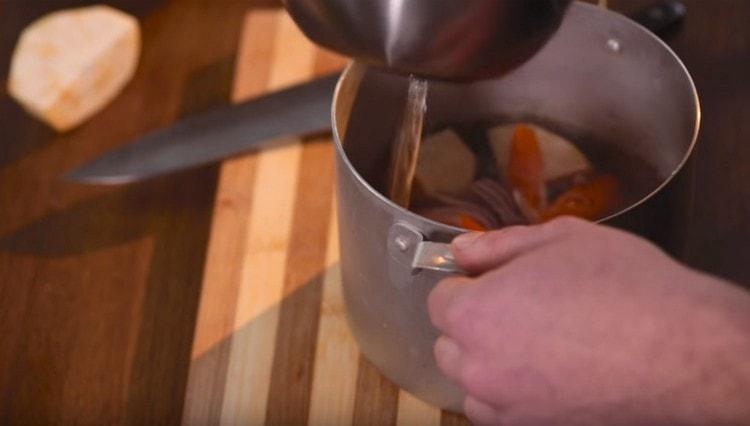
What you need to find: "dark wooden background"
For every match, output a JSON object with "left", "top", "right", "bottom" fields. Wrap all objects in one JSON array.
[{"left": 0, "top": 0, "right": 748, "bottom": 423}]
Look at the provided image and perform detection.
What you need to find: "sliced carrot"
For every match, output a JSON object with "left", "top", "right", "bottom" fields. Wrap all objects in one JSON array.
[
  {"left": 459, "top": 213, "right": 488, "bottom": 231},
  {"left": 506, "top": 124, "right": 546, "bottom": 212},
  {"left": 541, "top": 174, "right": 621, "bottom": 221}
]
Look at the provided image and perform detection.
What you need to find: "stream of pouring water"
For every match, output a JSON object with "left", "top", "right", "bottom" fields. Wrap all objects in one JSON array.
[
  {"left": 388, "top": 77, "right": 429, "bottom": 208},
  {"left": 388, "top": 0, "right": 611, "bottom": 217}
]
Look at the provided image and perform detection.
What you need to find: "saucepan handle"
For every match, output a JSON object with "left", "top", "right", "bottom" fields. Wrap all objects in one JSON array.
[{"left": 387, "top": 222, "right": 466, "bottom": 274}]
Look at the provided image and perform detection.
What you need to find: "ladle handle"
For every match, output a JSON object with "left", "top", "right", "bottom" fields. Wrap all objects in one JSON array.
[{"left": 631, "top": 1, "right": 686, "bottom": 37}]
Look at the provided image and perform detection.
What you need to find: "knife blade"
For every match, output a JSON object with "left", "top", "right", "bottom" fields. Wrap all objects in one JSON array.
[{"left": 66, "top": 72, "right": 339, "bottom": 184}]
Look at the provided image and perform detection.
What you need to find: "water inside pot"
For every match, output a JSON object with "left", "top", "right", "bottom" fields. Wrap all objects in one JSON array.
[
  {"left": 381, "top": 75, "right": 662, "bottom": 230},
  {"left": 407, "top": 120, "right": 661, "bottom": 229}
]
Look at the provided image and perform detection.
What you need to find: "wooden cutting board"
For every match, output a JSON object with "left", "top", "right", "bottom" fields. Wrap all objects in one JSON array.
[{"left": 181, "top": 9, "right": 469, "bottom": 426}]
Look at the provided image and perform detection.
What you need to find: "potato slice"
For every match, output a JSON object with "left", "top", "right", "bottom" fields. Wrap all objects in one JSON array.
[
  {"left": 415, "top": 129, "right": 476, "bottom": 196},
  {"left": 7, "top": 5, "right": 140, "bottom": 132},
  {"left": 488, "top": 123, "right": 591, "bottom": 181}
]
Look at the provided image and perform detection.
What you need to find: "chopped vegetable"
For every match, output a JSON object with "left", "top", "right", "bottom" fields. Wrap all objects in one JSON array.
[
  {"left": 541, "top": 174, "right": 621, "bottom": 221},
  {"left": 488, "top": 123, "right": 592, "bottom": 181},
  {"left": 410, "top": 122, "right": 623, "bottom": 229},
  {"left": 458, "top": 213, "right": 488, "bottom": 231},
  {"left": 415, "top": 129, "right": 477, "bottom": 196},
  {"left": 8, "top": 5, "right": 140, "bottom": 132},
  {"left": 506, "top": 124, "right": 547, "bottom": 212}
]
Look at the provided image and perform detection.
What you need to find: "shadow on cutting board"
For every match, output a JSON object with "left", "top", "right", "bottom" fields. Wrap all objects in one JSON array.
[{"left": 184, "top": 265, "right": 471, "bottom": 426}]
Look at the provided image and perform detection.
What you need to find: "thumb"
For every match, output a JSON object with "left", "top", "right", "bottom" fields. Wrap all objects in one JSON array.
[{"left": 451, "top": 224, "right": 561, "bottom": 274}]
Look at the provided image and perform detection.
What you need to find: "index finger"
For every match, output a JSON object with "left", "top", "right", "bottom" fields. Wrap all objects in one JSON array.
[{"left": 451, "top": 220, "right": 567, "bottom": 275}]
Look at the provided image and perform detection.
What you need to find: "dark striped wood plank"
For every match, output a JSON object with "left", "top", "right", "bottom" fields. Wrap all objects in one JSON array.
[
  {"left": 441, "top": 410, "right": 471, "bottom": 426},
  {"left": 353, "top": 356, "right": 400, "bottom": 426}
]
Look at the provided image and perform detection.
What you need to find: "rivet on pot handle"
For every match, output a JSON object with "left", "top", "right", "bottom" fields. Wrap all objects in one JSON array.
[{"left": 387, "top": 222, "right": 465, "bottom": 274}]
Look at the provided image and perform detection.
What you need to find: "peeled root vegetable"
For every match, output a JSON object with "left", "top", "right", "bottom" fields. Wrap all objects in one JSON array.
[
  {"left": 488, "top": 123, "right": 592, "bottom": 181},
  {"left": 415, "top": 128, "right": 477, "bottom": 196},
  {"left": 7, "top": 5, "right": 140, "bottom": 132}
]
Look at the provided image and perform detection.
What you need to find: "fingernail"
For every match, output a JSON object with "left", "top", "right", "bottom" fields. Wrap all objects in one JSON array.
[{"left": 452, "top": 232, "right": 483, "bottom": 250}]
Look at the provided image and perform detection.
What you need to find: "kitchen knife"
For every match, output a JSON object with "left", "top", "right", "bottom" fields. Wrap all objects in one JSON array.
[
  {"left": 67, "top": 1, "right": 684, "bottom": 185},
  {"left": 66, "top": 72, "right": 339, "bottom": 184}
]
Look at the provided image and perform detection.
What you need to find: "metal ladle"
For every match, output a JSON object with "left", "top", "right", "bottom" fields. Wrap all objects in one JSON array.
[{"left": 283, "top": 0, "right": 572, "bottom": 81}]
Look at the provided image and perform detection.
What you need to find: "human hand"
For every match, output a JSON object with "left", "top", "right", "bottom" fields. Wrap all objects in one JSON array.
[{"left": 428, "top": 217, "right": 750, "bottom": 425}]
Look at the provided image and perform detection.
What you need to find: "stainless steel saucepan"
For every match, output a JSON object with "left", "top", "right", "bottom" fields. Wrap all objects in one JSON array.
[{"left": 331, "top": 2, "right": 699, "bottom": 411}]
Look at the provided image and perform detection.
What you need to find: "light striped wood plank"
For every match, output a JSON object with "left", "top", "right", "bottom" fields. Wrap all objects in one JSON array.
[
  {"left": 262, "top": 42, "right": 348, "bottom": 424},
  {"left": 219, "top": 11, "right": 317, "bottom": 425},
  {"left": 264, "top": 138, "right": 336, "bottom": 425},
  {"left": 230, "top": 11, "right": 278, "bottom": 103},
  {"left": 307, "top": 198, "right": 360, "bottom": 426},
  {"left": 182, "top": 10, "right": 277, "bottom": 424}
]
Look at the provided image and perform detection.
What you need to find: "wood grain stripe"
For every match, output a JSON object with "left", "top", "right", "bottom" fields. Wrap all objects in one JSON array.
[
  {"left": 397, "top": 391, "right": 442, "bottom": 426},
  {"left": 441, "top": 410, "right": 471, "bottom": 426},
  {"left": 182, "top": 10, "right": 278, "bottom": 425},
  {"left": 352, "top": 356, "right": 400, "bottom": 426},
  {"left": 230, "top": 10, "right": 279, "bottom": 103},
  {"left": 264, "top": 35, "right": 347, "bottom": 426},
  {"left": 264, "top": 137, "right": 336, "bottom": 425},
  {"left": 307, "top": 198, "right": 360, "bottom": 426},
  {"left": 219, "top": 11, "right": 317, "bottom": 425}
]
